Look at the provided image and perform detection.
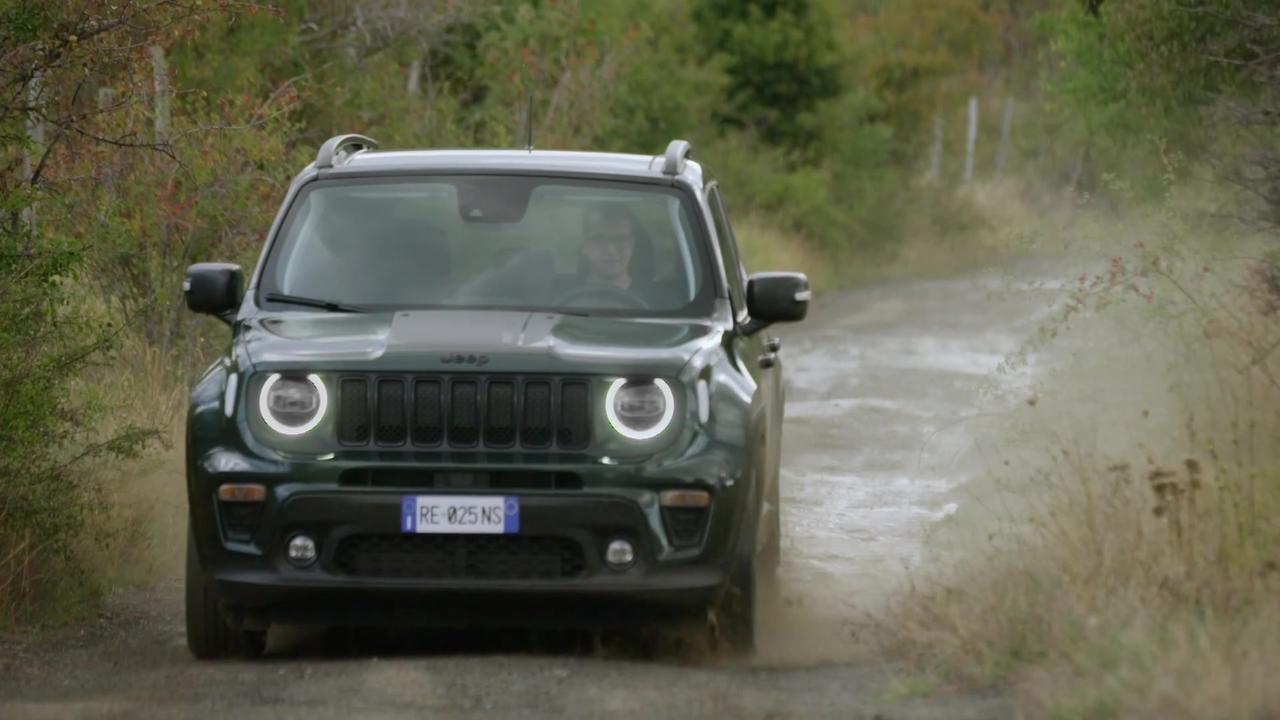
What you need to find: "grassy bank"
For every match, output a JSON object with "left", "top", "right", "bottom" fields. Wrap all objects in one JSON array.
[{"left": 879, "top": 192, "right": 1280, "bottom": 717}]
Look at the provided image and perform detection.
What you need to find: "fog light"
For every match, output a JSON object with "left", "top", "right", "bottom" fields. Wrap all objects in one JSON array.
[
  {"left": 604, "top": 538, "right": 635, "bottom": 569},
  {"left": 286, "top": 534, "right": 318, "bottom": 567}
]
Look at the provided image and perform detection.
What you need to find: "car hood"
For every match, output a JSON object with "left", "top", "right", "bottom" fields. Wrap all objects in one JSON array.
[{"left": 239, "top": 310, "right": 722, "bottom": 376}]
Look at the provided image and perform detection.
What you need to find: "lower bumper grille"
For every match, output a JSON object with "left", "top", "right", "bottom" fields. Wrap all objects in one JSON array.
[
  {"left": 332, "top": 534, "right": 587, "bottom": 580},
  {"left": 662, "top": 507, "right": 709, "bottom": 548}
]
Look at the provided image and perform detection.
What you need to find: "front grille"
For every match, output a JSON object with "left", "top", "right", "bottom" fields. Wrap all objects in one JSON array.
[
  {"left": 338, "top": 374, "right": 592, "bottom": 450},
  {"left": 332, "top": 534, "right": 586, "bottom": 580}
]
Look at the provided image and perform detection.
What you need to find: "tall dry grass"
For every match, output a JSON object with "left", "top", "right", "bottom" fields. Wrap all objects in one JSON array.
[
  {"left": 879, "top": 195, "right": 1280, "bottom": 717},
  {"left": 73, "top": 335, "right": 194, "bottom": 585},
  {"left": 0, "top": 330, "right": 194, "bottom": 628}
]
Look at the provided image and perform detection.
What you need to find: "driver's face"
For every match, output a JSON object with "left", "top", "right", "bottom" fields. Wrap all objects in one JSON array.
[{"left": 583, "top": 217, "right": 634, "bottom": 288}]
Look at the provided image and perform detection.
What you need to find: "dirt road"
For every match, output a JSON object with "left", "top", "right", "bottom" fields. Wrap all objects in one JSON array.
[{"left": 0, "top": 268, "right": 1059, "bottom": 719}]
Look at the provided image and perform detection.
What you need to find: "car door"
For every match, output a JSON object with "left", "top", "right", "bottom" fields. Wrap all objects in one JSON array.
[{"left": 706, "top": 184, "right": 780, "bottom": 553}]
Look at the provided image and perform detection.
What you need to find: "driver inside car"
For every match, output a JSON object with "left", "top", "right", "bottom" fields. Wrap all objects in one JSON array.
[
  {"left": 567, "top": 204, "right": 657, "bottom": 309},
  {"left": 582, "top": 205, "right": 637, "bottom": 290}
]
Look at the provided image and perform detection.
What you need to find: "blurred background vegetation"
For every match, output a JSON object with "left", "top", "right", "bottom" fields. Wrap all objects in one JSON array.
[{"left": 1, "top": 0, "right": 1277, "bottom": 712}]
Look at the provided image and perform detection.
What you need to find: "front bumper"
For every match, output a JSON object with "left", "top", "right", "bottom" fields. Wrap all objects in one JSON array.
[{"left": 190, "top": 448, "right": 749, "bottom": 627}]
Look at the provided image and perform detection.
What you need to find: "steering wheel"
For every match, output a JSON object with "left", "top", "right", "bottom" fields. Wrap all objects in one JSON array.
[{"left": 554, "top": 283, "right": 648, "bottom": 310}]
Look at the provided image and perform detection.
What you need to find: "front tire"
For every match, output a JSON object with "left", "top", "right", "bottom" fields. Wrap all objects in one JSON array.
[
  {"left": 718, "top": 552, "right": 757, "bottom": 654},
  {"left": 717, "top": 434, "right": 786, "bottom": 655},
  {"left": 185, "top": 529, "right": 266, "bottom": 659}
]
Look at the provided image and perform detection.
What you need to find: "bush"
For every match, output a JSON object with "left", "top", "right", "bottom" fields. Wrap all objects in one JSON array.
[{"left": 0, "top": 0, "right": 256, "bottom": 625}]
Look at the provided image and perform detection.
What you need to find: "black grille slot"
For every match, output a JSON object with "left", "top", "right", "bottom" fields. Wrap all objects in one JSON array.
[
  {"left": 412, "top": 380, "right": 444, "bottom": 446},
  {"left": 340, "top": 469, "right": 584, "bottom": 490},
  {"left": 449, "top": 380, "right": 480, "bottom": 446},
  {"left": 332, "top": 534, "right": 586, "bottom": 579},
  {"left": 485, "top": 381, "right": 516, "bottom": 447},
  {"left": 217, "top": 502, "right": 261, "bottom": 543},
  {"left": 338, "top": 379, "right": 370, "bottom": 444},
  {"left": 663, "top": 507, "right": 710, "bottom": 548},
  {"left": 521, "top": 381, "right": 552, "bottom": 448},
  {"left": 376, "top": 379, "right": 407, "bottom": 445},
  {"left": 557, "top": 381, "right": 589, "bottom": 449}
]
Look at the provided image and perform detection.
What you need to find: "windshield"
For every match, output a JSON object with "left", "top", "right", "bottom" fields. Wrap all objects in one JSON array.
[{"left": 259, "top": 176, "right": 713, "bottom": 316}]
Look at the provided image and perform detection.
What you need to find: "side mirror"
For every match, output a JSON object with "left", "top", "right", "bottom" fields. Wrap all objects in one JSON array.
[
  {"left": 743, "top": 272, "right": 810, "bottom": 335},
  {"left": 184, "top": 263, "right": 243, "bottom": 324}
]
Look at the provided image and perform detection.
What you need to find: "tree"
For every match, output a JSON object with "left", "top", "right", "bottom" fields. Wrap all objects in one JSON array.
[
  {"left": 0, "top": 0, "right": 232, "bottom": 620},
  {"left": 693, "top": 0, "right": 842, "bottom": 151},
  {"left": 1043, "top": 0, "right": 1279, "bottom": 222}
]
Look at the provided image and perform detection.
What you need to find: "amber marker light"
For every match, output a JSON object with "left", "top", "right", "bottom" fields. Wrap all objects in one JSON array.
[
  {"left": 659, "top": 489, "right": 711, "bottom": 508},
  {"left": 217, "top": 483, "right": 267, "bottom": 503}
]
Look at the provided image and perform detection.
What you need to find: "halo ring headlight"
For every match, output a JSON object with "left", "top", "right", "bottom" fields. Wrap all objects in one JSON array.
[
  {"left": 258, "top": 373, "right": 328, "bottom": 436},
  {"left": 605, "top": 378, "right": 675, "bottom": 441}
]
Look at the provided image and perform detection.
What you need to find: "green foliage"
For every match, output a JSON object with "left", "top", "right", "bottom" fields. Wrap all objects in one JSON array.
[
  {"left": 0, "top": 0, "right": 225, "bottom": 624},
  {"left": 692, "top": 0, "right": 842, "bottom": 152},
  {"left": 1038, "top": 0, "right": 1280, "bottom": 212},
  {"left": 0, "top": 1, "right": 56, "bottom": 46},
  {"left": 857, "top": 0, "right": 1001, "bottom": 137},
  {"left": 0, "top": 203, "right": 159, "bottom": 625}
]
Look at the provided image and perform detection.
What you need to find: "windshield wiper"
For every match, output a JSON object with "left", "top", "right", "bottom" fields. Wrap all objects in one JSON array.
[{"left": 263, "top": 293, "right": 367, "bottom": 313}]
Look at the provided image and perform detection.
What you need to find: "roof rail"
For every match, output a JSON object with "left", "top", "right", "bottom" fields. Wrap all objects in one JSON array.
[
  {"left": 661, "top": 139, "right": 692, "bottom": 175},
  {"left": 315, "top": 133, "right": 379, "bottom": 169}
]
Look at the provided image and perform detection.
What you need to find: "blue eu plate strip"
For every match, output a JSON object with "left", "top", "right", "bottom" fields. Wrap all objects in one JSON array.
[
  {"left": 401, "top": 496, "right": 416, "bottom": 533},
  {"left": 503, "top": 496, "right": 520, "bottom": 534}
]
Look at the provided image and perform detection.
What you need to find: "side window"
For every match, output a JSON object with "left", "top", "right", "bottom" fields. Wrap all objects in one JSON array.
[{"left": 707, "top": 186, "right": 748, "bottom": 316}]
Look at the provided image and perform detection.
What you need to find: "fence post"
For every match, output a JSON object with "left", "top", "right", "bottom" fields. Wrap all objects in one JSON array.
[
  {"left": 963, "top": 95, "right": 978, "bottom": 185},
  {"left": 22, "top": 71, "right": 44, "bottom": 234},
  {"left": 995, "top": 97, "right": 1015, "bottom": 179},
  {"left": 150, "top": 45, "right": 170, "bottom": 145},
  {"left": 926, "top": 114, "right": 943, "bottom": 186},
  {"left": 97, "top": 87, "right": 117, "bottom": 223},
  {"left": 406, "top": 57, "right": 422, "bottom": 96}
]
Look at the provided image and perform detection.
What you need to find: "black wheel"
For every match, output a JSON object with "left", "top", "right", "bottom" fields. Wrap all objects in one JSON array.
[
  {"left": 716, "top": 439, "right": 782, "bottom": 656},
  {"left": 185, "top": 529, "right": 266, "bottom": 660}
]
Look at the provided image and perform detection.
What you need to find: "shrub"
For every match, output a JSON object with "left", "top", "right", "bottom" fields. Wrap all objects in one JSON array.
[{"left": 0, "top": 0, "right": 251, "bottom": 624}]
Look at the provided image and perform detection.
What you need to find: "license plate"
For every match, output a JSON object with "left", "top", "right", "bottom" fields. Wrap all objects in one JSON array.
[{"left": 400, "top": 495, "right": 519, "bottom": 534}]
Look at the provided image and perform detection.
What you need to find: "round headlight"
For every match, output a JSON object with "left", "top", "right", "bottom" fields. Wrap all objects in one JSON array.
[
  {"left": 259, "top": 373, "right": 327, "bottom": 436},
  {"left": 605, "top": 378, "right": 675, "bottom": 440}
]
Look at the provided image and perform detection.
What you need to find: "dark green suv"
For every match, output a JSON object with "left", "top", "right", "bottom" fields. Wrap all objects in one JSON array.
[{"left": 183, "top": 135, "right": 810, "bottom": 658}]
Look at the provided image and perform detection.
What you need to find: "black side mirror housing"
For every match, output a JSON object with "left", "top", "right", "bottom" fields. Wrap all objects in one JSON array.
[
  {"left": 184, "top": 262, "right": 243, "bottom": 324},
  {"left": 743, "top": 272, "right": 810, "bottom": 335}
]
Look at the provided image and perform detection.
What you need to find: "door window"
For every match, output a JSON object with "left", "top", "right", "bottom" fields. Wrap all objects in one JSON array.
[{"left": 707, "top": 185, "right": 748, "bottom": 318}]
